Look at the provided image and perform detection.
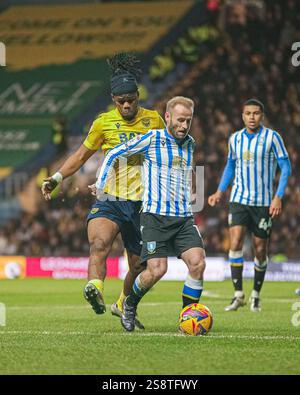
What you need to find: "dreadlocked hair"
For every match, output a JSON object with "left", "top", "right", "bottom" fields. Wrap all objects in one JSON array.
[{"left": 107, "top": 53, "right": 142, "bottom": 79}]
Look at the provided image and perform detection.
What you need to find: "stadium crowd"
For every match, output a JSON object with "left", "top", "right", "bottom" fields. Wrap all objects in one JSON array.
[
  {"left": 155, "top": 0, "right": 300, "bottom": 260},
  {"left": 155, "top": 0, "right": 300, "bottom": 259},
  {"left": 0, "top": 0, "right": 299, "bottom": 259}
]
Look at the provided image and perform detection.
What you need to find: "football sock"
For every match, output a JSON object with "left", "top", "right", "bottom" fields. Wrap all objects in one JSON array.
[
  {"left": 182, "top": 275, "right": 203, "bottom": 308},
  {"left": 88, "top": 279, "right": 104, "bottom": 293},
  {"left": 116, "top": 290, "right": 125, "bottom": 311},
  {"left": 229, "top": 250, "right": 244, "bottom": 292},
  {"left": 234, "top": 290, "right": 244, "bottom": 298},
  {"left": 251, "top": 289, "right": 260, "bottom": 298},
  {"left": 253, "top": 257, "right": 268, "bottom": 293},
  {"left": 127, "top": 274, "right": 149, "bottom": 307}
]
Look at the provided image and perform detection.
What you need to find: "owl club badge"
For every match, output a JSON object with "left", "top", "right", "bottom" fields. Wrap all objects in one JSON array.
[{"left": 147, "top": 241, "right": 156, "bottom": 254}]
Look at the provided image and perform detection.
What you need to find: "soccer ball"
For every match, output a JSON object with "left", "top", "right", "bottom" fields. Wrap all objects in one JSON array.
[{"left": 179, "top": 303, "right": 213, "bottom": 336}]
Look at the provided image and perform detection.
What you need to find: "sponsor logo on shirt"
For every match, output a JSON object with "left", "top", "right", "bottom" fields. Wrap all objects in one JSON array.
[{"left": 142, "top": 117, "right": 151, "bottom": 128}]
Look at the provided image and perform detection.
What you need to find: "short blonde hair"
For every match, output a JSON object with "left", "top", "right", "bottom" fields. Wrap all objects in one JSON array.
[{"left": 166, "top": 96, "right": 194, "bottom": 113}]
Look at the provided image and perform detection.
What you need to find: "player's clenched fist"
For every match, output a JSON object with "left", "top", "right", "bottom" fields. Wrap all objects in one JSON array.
[
  {"left": 88, "top": 183, "right": 97, "bottom": 196},
  {"left": 208, "top": 191, "right": 223, "bottom": 207},
  {"left": 41, "top": 172, "right": 63, "bottom": 201},
  {"left": 88, "top": 184, "right": 107, "bottom": 201}
]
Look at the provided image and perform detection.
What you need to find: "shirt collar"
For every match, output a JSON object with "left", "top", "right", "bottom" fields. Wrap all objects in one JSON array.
[{"left": 242, "top": 125, "right": 263, "bottom": 136}]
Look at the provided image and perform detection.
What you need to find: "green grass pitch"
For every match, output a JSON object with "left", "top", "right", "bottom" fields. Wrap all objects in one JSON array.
[{"left": 0, "top": 279, "right": 299, "bottom": 375}]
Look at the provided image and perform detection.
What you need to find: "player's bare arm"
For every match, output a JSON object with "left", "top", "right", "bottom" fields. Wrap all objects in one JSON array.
[{"left": 41, "top": 144, "right": 96, "bottom": 200}]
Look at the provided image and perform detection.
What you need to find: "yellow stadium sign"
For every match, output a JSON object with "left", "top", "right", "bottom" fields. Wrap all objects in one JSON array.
[
  {"left": 0, "top": 167, "right": 12, "bottom": 179},
  {"left": 0, "top": 256, "right": 26, "bottom": 279},
  {"left": 0, "top": 1, "right": 194, "bottom": 71}
]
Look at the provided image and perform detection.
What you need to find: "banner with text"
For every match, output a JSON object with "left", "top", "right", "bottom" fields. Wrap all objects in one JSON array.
[
  {"left": 0, "top": 1, "right": 194, "bottom": 71},
  {"left": 1, "top": 256, "right": 300, "bottom": 281},
  {"left": 26, "top": 256, "right": 119, "bottom": 279},
  {"left": 0, "top": 1, "right": 194, "bottom": 170}
]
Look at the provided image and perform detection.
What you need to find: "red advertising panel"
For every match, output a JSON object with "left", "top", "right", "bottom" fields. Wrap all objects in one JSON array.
[{"left": 26, "top": 257, "right": 119, "bottom": 279}]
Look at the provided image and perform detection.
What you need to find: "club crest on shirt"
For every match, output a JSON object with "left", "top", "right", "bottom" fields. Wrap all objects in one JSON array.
[
  {"left": 172, "top": 156, "right": 187, "bottom": 168},
  {"left": 142, "top": 118, "right": 151, "bottom": 128},
  {"left": 242, "top": 151, "right": 254, "bottom": 161},
  {"left": 147, "top": 241, "right": 156, "bottom": 254}
]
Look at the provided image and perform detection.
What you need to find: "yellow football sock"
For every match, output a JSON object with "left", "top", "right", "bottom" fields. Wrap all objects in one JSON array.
[
  {"left": 88, "top": 279, "right": 104, "bottom": 293},
  {"left": 116, "top": 290, "right": 126, "bottom": 311}
]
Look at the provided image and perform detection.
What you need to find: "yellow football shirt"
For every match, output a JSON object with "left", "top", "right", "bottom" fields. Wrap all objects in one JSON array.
[{"left": 83, "top": 107, "right": 165, "bottom": 201}]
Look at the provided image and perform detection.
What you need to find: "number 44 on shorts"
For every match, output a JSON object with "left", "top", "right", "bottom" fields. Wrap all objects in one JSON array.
[{"left": 258, "top": 218, "right": 272, "bottom": 231}]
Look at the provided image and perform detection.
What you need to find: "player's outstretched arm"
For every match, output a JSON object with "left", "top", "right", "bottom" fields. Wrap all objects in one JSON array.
[
  {"left": 41, "top": 144, "right": 96, "bottom": 200},
  {"left": 96, "top": 131, "right": 153, "bottom": 191}
]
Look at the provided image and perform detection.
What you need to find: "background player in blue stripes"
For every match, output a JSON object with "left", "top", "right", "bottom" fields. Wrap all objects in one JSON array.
[
  {"left": 96, "top": 96, "right": 206, "bottom": 331},
  {"left": 208, "top": 99, "right": 291, "bottom": 312}
]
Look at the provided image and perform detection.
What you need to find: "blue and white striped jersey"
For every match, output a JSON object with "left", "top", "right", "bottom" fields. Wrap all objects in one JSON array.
[
  {"left": 96, "top": 128, "right": 195, "bottom": 217},
  {"left": 229, "top": 126, "right": 289, "bottom": 206}
]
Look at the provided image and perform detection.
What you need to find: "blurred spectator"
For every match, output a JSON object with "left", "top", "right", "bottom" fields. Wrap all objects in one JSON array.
[
  {"left": 149, "top": 49, "right": 175, "bottom": 80},
  {"left": 156, "top": 0, "right": 300, "bottom": 259},
  {"left": 0, "top": 185, "right": 124, "bottom": 257},
  {"left": 52, "top": 117, "right": 68, "bottom": 155}
]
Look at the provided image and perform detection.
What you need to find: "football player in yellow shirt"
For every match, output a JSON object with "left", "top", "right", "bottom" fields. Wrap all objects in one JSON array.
[{"left": 42, "top": 54, "right": 165, "bottom": 329}]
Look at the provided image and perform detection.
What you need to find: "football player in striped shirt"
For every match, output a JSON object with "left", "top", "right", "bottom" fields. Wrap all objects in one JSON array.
[
  {"left": 96, "top": 96, "right": 206, "bottom": 332},
  {"left": 41, "top": 54, "right": 165, "bottom": 328},
  {"left": 208, "top": 99, "right": 291, "bottom": 312}
]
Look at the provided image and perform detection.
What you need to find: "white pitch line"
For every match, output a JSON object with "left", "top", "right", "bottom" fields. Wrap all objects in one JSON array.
[
  {"left": 5, "top": 298, "right": 298, "bottom": 310},
  {"left": 202, "top": 291, "right": 221, "bottom": 298},
  {"left": 6, "top": 305, "right": 90, "bottom": 310},
  {"left": 262, "top": 299, "right": 300, "bottom": 303},
  {"left": 4, "top": 302, "right": 183, "bottom": 310},
  {"left": 6, "top": 303, "right": 177, "bottom": 310},
  {"left": 0, "top": 330, "right": 299, "bottom": 341}
]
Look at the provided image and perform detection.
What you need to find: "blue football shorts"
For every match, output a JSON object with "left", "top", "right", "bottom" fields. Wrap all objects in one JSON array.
[{"left": 87, "top": 195, "right": 142, "bottom": 256}]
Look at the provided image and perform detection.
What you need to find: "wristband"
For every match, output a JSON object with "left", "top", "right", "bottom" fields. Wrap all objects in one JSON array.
[{"left": 52, "top": 172, "right": 63, "bottom": 183}]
